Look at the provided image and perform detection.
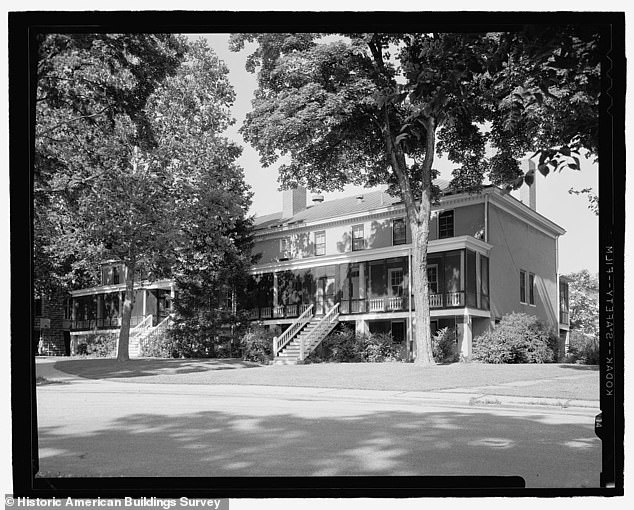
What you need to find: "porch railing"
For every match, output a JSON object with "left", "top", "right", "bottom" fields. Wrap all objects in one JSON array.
[
  {"left": 249, "top": 290, "right": 475, "bottom": 320},
  {"left": 273, "top": 304, "right": 314, "bottom": 357},
  {"left": 299, "top": 302, "right": 339, "bottom": 361},
  {"left": 560, "top": 310, "right": 570, "bottom": 324}
]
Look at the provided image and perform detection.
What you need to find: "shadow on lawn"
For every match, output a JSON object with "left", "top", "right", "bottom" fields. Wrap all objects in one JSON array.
[
  {"left": 37, "top": 405, "right": 601, "bottom": 487},
  {"left": 53, "top": 358, "right": 261, "bottom": 380},
  {"left": 556, "top": 364, "right": 599, "bottom": 371}
]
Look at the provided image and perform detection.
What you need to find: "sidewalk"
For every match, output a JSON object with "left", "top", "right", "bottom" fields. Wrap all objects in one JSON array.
[{"left": 36, "top": 357, "right": 598, "bottom": 411}]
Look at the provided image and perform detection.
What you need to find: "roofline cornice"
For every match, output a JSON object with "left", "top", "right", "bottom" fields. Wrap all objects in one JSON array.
[{"left": 254, "top": 192, "right": 486, "bottom": 240}]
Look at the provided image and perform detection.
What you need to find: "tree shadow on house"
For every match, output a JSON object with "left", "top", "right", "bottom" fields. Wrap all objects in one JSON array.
[
  {"left": 53, "top": 358, "right": 262, "bottom": 380},
  {"left": 37, "top": 405, "right": 601, "bottom": 487}
]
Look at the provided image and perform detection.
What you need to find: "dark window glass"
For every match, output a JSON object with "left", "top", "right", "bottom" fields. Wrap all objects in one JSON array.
[
  {"left": 438, "top": 210, "right": 454, "bottom": 239},
  {"left": 352, "top": 224, "right": 365, "bottom": 251},
  {"left": 529, "top": 273, "right": 535, "bottom": 305},
  {"left": 393, "top": 218, "right": 406, "bottom": 245},
  {"left": 113, "top": 266, "right": 120, "bottom": 284},
  {"left": 315, "top": 231, "right": 326, "bottom": 256},
  {"left": 520, "top": 270, "right": 527, "bottom": 303},
  {"left": 34, "top": 298, "right": 42, "bottom": 317}
]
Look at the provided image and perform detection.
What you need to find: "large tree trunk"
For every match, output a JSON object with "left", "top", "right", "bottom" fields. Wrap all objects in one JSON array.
[
  {"left": 410, "top": 191, "right": 435, "bottom": 365},
  {"left": 117, "top": 260, "right": 136, "bottom": 362}
]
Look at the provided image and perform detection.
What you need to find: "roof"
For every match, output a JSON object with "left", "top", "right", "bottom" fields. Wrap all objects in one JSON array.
[{"left": 253, "top": 179, "right": 452, "bottom": 230}]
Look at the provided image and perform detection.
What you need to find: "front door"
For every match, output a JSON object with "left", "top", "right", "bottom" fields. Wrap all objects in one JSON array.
[{"left": 316, "top": 276, "right": 335, "bottom": 315}]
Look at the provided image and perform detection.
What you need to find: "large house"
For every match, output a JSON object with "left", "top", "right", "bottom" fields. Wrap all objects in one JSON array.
[{"left": 37, "top": 163, "right": 571, "bottom": 361}]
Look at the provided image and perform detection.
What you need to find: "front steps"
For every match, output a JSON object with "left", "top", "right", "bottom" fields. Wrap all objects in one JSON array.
[{"left": 274, "top": 304, "right": 340, "bottom": 364}]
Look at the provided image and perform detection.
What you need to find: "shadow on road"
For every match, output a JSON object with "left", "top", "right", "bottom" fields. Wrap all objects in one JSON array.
[
  {"left": 37, "top": 405, "right": 601, "bottom": 487},
  {"left": 53, "top": 358, "right": 261, "bottom": 380}
]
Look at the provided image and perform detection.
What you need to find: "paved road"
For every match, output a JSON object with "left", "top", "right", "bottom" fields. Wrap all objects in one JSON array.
[{"left": 36, "top": 364, "right": 601, "bottom": 487}]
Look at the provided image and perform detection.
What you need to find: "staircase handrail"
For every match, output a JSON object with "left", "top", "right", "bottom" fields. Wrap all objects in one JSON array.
[
  {"left": 274, "top": 304, "right": 314, "bottom": 356},
  {"left": 300, "top": 303, "right": 340, "bottom": 360},
  {"left": 130, "top": 314, "right": 153, "bottom": 337},
  {"left": 139, "top": 316, "right": 171, "bottom": 354}
]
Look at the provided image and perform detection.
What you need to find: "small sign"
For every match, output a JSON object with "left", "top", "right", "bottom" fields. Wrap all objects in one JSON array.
[{"left": 35, "top": 318, "right": 51, "bottom": 329}]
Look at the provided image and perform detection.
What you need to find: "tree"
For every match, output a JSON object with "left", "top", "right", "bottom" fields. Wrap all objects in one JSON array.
[
  {"left": 231, "top": 29, "right": 600, "bottom": 364},
  {"left": 36, "top": 36, "right": 252, "bottom": 361},
  {"left": 565, "top": 270, "right": 599, "bottom": 338},
  {"left": 35, "top": 34, "right": 186, "bottom": 307}
]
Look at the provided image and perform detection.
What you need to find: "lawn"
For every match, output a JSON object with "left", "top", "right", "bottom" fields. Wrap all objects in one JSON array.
[{"left": 49, "top": 357, "right": 599, "bottom": 401}]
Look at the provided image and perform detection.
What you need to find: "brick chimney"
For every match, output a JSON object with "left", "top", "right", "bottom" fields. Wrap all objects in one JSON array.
[
  {"left": 282, "top": 186, "right": 307, "bottom": 219},
  {"left": 519, "top": 159, "right": 537, "bottom": 211}
]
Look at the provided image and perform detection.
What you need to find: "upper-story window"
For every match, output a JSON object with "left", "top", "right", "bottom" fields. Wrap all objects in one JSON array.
[
  {"left": 279, "top": 237, "right": 291, "bottom": 259},
  {"left": 393, "top": 218, "right": 407, "bottom": 245},
  {"left": 352, "top": 224, "right": 365, "bottom": 251},
  {"left": 112, "top": 266, "right": 120, "bottom": 285},
  {"left": 519, "top": 269, "right": 527, "bottom": 304},
  {"left": 34, "top": 297, "right": 42, "bottom": 317},
  {"left": 389, "top": 268, "right": 404, "bottom": 296},
  {"left": 438, "top": 210, "right": 454, "bottom": 239},
  {"left": 528, "top": 272, "right": 535, "bottom": 305},
  {"left": 315, "top": 231, "right": 326, "bottom": 256}
]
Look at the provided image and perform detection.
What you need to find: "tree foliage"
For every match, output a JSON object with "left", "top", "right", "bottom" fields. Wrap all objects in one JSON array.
[
  {"left": 231, "top": 28, "right": 600, "bottom": 364},
  {"left": 35, "top": 35, "right": 253, "bottom": 360},
  {"left": 565, "top": 270, "right": 599, "bottom": 338}
]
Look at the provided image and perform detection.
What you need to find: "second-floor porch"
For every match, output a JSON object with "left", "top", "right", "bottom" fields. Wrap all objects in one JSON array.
[{"left": 246, "top": 238, "right": 491, "bottom": 321}]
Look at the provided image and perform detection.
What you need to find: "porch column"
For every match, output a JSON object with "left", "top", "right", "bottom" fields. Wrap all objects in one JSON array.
[
  {"left": 359, "top": 262, "right": 366, "bottom": 300},
  {"left": 96, "top": 295, "right": 104, "bottom": 325},
  {"left": 273, "top": 272, "right": 279, "bottom": 307},
  {"left": 170, "top": 283, "right": 175, "bottom": 312},
  {"left": 142, "top": 289, "right": 147, "bottom": 317},
  {"left": 355, "top": 319, "right": 369, "bottom": 336},
  {"left": 460, "top": 313, "right": 472, "bottom": 359}
]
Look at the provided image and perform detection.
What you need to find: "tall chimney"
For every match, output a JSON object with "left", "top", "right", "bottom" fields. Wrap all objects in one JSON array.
[
  {"left": 519, "top": 159, "right": 537, "bottom": 211},
  {"left": 282, "top": 186, "right": 307, "bottom": 219}
]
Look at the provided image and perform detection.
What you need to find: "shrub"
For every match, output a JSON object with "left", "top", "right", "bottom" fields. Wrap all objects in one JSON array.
[
  {"left": 141, "top": 331, "right": 179, "bottom": 358},
  {"left": 472, "top": 312, "right": 555, "bottom": 364},
  {"left": 316, "top": 324, "right": 362, "bottom": 362},
  {"left": 240, "top": 325, "right": 278, "bottom": 363},
  {"left": 306, "top": 325, "right": 405, "bottom": 363},
  {"left": 564, "top": 331, "right": 599, "bottom": 365},
  {"left": 360, "top": 332, "right": 403, "bottom": 362},
  {"left": 432, "top": 327, "right": 459, "bottom": 363},
  {"left": 74, "top": 332, "right": 117, "bottom": 357}
]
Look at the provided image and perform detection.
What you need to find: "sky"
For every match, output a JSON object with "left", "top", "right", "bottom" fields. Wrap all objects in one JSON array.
[{"left": 201, "top": 33, "right": 599, "bottom": 275}]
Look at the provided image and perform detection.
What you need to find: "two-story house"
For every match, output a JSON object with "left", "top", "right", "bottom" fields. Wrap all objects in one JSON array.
[
  {"left": 246, "top": 176, "right": 570, "bottom": 361},
  {"left": 51, "top": 165, "right": 571, "bottom": 361}
]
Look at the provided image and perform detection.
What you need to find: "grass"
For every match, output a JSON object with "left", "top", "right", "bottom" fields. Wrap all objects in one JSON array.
[{"left": 47, "top": 357, "right": 599, "bottom": 401}]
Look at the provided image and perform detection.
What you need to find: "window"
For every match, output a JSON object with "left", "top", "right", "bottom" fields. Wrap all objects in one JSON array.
[
  {"left": 112, "top": 266, "right": 120, "bottom": 285},
  {"left": 427, "top": 264, "right": 439, "bottom": 294},
  {"left": 438, "top": 210, "right": 454, "bottom": 239},
  {"left": 34, "top": 297, "right": 42, "bottom": 317},
  {"left": 279, "top": 237, "right": 291, "bottom": 259},
  {"left": 352, "top": 224, "right": 365, "bottom": 251},
  {"left": 519, "top": 270, "right": 527, "bottom": 303},
  {"left": 389, "top": 268, "right": 404, "bottom": 296},
  {"left": 392, "top": 218, "right": 406, "bottom": 245},
  {"left": 315, "top": 231, "right": 326, "bottom": 256},
  {"left": 528, "top": 273, "right": 535, "bottom": 305}
]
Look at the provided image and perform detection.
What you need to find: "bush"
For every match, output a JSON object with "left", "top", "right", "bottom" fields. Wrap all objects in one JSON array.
[
  {"left": 141, "top": 331, "right": 179, "bottom": 358},
  {"left": 432, "top": 327, "right": 459, "bottom": 363},
  {"left": 306, "top": 325, "right": 405, "bottom": 363},
  {"left": 240, "top": 325, "right": 278, "bottom": 363},
  {"left": 564, "top": 331, "right": 599, "bottom": 365},
  {"left": 472, "top": 312, "right": 555, "bottom": 364},
  {"left": 75, "top": 332, "right": 118, "bottom": 357}
]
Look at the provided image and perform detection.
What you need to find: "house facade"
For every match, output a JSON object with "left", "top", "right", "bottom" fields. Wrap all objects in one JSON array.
[
  {"left": 44, "top": 169, "right": 571, "bottom": 360},
  {"left": 245, "top": 179, "right": 570, "bottom": 360}
]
